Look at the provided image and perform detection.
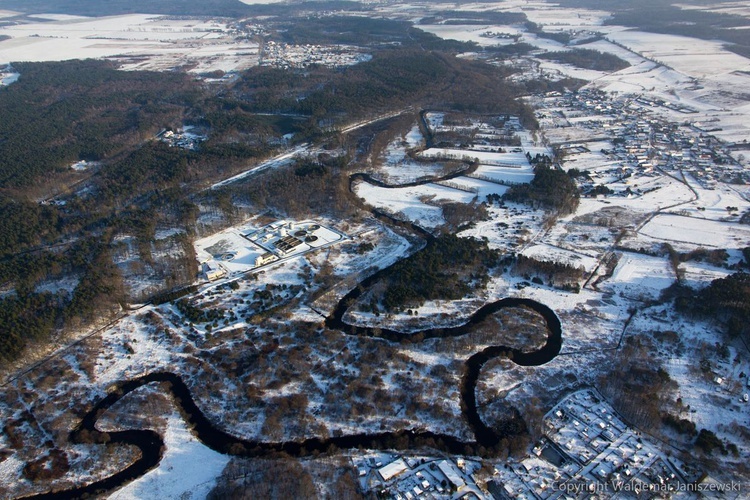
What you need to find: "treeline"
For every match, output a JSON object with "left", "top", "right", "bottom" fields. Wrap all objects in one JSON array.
[
  {"left": 514, "top": 254, "right": 585, "bottom": 291},
  {"left": 520, "top": 76, "right": 588, "bottom": 95},
  {"left": 421, "top": 11, "right": 527, "bottom": 26},
  {"left": 663, "top": 243, "right": 729, "bottom": 273},
  {"left": 503, "top": 165, "right": 580, "bottom": 214},
  {"left": 524, "top": 21, "right": 573, "bottom": 45},
  {"left": 676, "top": 272, "right": 750, "bottom": 344},
  {"left": 484, "top": 43, "right": 536, "bottom": 58},
  {"left": 538, "top": 49, "right": 630, "bottom": 72},
  {"left": 375, "top": 234, "right": 500, "bottom": 311}
]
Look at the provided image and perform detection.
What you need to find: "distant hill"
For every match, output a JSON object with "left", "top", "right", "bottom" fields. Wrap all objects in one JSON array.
[
  {"left": 0, "top": 0, "right": 255, "bottom": 17},
  {"left": 0, "top": 0, "right": 367, "bottom": 18}
]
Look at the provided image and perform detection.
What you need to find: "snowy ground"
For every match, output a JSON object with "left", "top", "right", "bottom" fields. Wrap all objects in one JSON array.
[
  {"left": 0, "top": 14, "right": 260, "bottom": 74},
  {"left": 521, "top": 243, "right": 599, "bottom": 273},
  {"left": 415, "top": 1, "right": 750, "bottom": 144},
  {"left": 354, "top": 181, "right": 462, "bottom": 229},
  {"left": 109, "top": 412, "right": 230, "bottom": 500},
  {"left": 600, "top": 252, "right": 676, "bottom": 302},
  {"left": 605, "top": 30, "right": 750, "bottom": 80},
  {"left": 459, "top": 203, "right": 546, "bottom": 253},
  {"left": 636, "top": 214, "right": 750, "bottom": 251},
  {"left": 420, "top": 149, "right": 529, "bottom": 167},
  {"left": 371, "top": 123, "right": 449, "bottom": 184}
]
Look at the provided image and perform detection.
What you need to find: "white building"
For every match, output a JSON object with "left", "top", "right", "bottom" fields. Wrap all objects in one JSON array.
[{"left": 378, "top": 459, "right": 409, "bottom": 482}]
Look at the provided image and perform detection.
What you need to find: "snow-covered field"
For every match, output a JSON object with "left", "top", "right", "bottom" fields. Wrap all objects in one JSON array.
[
  {"left": 417, "top": 24, "right": 525, "bottom": 47},
  {"left": 521, "top": 243, "right": 599, "bottom": 273},
  {"left": 638, "top": 214, "right": 750, "bottom": 250},
  {"left": 601, "top": 252, "right": 676, "bottom": 301},
  {"left": 420, "top": 148, "right": 530, "bottom": 167},
  {"left": 354, "top": 181, "right": 465, "bottom": 229},
  {"left": 372, "top": 123, "right": 449, "bottom": 184},
  {"left": 0, "top": 14, "right": 260, "bottom": 74},
  {"left": 671, "top": 174, "right": 750, "bottom": 220},
  {"left": 676, "top": 1, "right": 750, "bottom": 19},
  {"left": 473, "top": 164, "right": 535, "bottom": 184},
  {"left": 109, "top": 412, "right": 230, "bottom": 500},
  {"left": 605, "top": 31, "right": 750, "bottom": 79}
]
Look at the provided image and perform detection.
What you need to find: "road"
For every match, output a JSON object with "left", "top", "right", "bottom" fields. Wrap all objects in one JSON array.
[
  {"left": 209, "top": 143, "right": 311, "bottom": 190},
  {"left": 210, "top": 107, "right": 412, "bottom": 190}
]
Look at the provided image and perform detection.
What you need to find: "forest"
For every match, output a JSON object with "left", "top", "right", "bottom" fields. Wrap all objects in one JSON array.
[
  {"left": 374, "top": 234, "right": 501, "bottom": 312},
  {"left": 0, "top": 60, "right": 198, "bottom": 189},
  {"left": 0, "top": 238, "right": 125, "bottom": 362},
  {"left": 234, "top": 50, "right": 533, "bottom": 125},
  {"left": 276, "top": 16, "right": 473, "bottom": 52},
  {"left": 677, "top": 272, "right": 750, "bottom": 345},
  {"left": 538, "top": 49, "right": 630, "bottom": 72},
  {"left": 503, "top": 165, "right": 580, "bottom": 215}
]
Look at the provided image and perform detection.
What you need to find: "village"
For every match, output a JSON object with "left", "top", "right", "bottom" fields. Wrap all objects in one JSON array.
[
  {"left": 355, "top": 453, "right": 488, "bottom": 500},
  {"left": 488, "top": 389, "right": 714, "bottom": 499},
  {"left": 539, "top": 88, "right": 748, "bottom": 195},
  {"left": 351, "top": 388, "right": 726, "bottom": 499},
  {"left": 261, "top": 41, "right": 372, "bottom": 69}
]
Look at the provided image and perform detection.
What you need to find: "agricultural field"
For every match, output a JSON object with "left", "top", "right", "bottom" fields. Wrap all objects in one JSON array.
[{"left": 0, "top": 14, "right": 261, "bottom": 74}]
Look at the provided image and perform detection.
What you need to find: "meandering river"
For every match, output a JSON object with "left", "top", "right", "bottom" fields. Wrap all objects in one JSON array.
[{"left": 23, "top": 163, "right": 561, "bottom": 499}]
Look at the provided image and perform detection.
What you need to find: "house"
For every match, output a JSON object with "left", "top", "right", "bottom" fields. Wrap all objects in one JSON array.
[{"left": 437, "top": 460, "right": 465, "bottom": 490}]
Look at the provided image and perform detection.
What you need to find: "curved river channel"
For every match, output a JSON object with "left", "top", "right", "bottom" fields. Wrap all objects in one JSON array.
[{"left": 23, "top": 168, "right": 562, "bottom": 499}]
